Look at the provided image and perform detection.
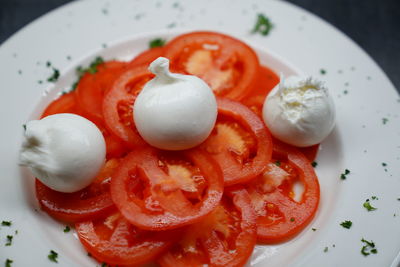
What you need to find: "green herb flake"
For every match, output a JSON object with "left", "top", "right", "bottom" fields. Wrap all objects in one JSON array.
[
  {"left": 47, "top": 68, "right": 60, "bottom": 82},
  {"left": 5, "top": 235, "right": 13, "bottom": 246},
  {"left": 382, "top": 162, "right": 387, "bottom": 167},
  {"left": 323, "top": 246, "right": 328, "bottom": 253},
  {"left": 63, "top": 226, "right": 71, "bottom": 233},
  {"left": 371, "top": 196, "right": 378, "bottom": 200},
  {"left": 5, "top": 259, "right": 13, "bottom": 267},
  {"left": 361, "top": 238, "right": 377, "bottom": 256},
  {"left": 70, "top": 57, "right": 105, "bottom": 91},
  {"left": 340, "top": 220, "right": 352, "bottom": 229},
  {"left": 23, "top": 124, "right": 26, "bottom": 131},
  {"left": 290, "top": 217, "right": 295, "bottom": 222},
  {"left": 149, "top": 38, "right": 166, "bottom": 49},
  {"left": 320, "top": 69, "right": 326, "bottom": 75},
  {"left": 66, "top": 56, "right": 72, "bottom": 61},
  {"left": 397, "top": 198, "right": 400, "bottom": 201},
  {"left": 312, "top": 228, "right": 317, "bottom": 231},
  {"left": 252, "top": 13, "right": 273, "bottom": 36},
  {"left": 340, "top": 169, "right": 350, "bottom": 180},
  {"left": 343, "top": 90, "right": 348, "bottom": 95},
  {"left": 1, "top": 221, "right": 12, "bottom": 226},
  {"left": 363, "top": 200, "right": 377, "bottom": 211},
  {"left": 87, "top": 252, "right": 92, "bottom": 257},
  {"left": 101, "top": 263, "right": 110, "bottom": 267},
  {"left": 311, "top": 161, "right": 318, "bottom": 168},
  {"left": 48, "top": 250, "right": 58, "bottom": 263},
  {"left": 18, "top": 70, "right": 22, "bottom": 75},
  {"left": 274, "top": 160, "right": 281, "bottom": 167},
  {"left": 382, "top": 118, "right": 389, "bottom": 125}
]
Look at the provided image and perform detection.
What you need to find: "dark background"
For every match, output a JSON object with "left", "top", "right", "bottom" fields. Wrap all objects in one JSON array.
[{"left": 1, "top": 0, "right": 399, "bottom": 91}]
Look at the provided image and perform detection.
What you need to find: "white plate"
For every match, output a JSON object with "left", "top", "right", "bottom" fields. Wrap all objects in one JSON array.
[{"left": 1, "top": 0, "right": 399, "bottom": 266}]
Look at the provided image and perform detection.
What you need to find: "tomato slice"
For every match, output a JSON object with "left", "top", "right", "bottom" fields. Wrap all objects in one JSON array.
[
  {"left": 35, "top": 159, "right": 120, "bottom": 223},
  {"left": 129, "top": 46, "right": 165, "bottom": 66},
  {"left": 102, "top": 64, "right": 153, "bottom": 148},
  {"left": 164, "top": 31, "right": 259, "bottom": 100},
  {"left": 76, "top": 212, "right": 178, "bottom": 266},
  {"left": 75, "top": 61, "right": 127, "bottom": 123},
  {"left": 158, "top": 187, "right": 256, "bottom": 267},
  {"left": 110, "top": 147, "right": 224, "bottom": 231},
  {"left": 41, "top": 91, "right": 82, "bottom": 118},
  {"left": 243, "top": 65, "right": 279, "bottom": 117},
  {"left": 247, "top": 141, "right": 320, "bottom": 243},
  {"left": 201, "top": 97, "right": 272, "bottom": 186},
  {"left": 298, "top": 144, "right": 319, "bottom": 162}
]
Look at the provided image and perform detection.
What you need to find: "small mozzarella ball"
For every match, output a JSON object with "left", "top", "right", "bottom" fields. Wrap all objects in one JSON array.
[
  {"left": 20, "top": 113, "right": 106, "bottom": 192},
  {"left": 134, "top": 57, "right": 217, "bottom": 150},
  {"left": 262, "top": 76, "right": 335, "bottom": 147}
]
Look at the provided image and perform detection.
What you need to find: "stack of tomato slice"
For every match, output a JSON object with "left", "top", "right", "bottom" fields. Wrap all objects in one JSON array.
[{"left": 36, "top": 32, "right": 320, "bottom": 266}]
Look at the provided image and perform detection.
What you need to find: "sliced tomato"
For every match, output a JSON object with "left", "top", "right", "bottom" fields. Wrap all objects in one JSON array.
[
  {"left": 41, "top": 91, "right": 82, "bottom": 118},
  {"left": 35, "top": 159, "right": 120, "bottom": 223},
  {"left": 243, "top": 65, "right": 279, "bottom": 117},
  {"left": 102, "top": 64, "right": 153, "bottom": 148},
  {"left": 247, "top": 141, "right": 320, "bottom": 243},
  {"left": 110, "top": 147, "right": 224, "bottom": 231},
  {"left": 75, "top": 61, "right": 127, "bottom": 123},
  {"left": 164, "top": 31, "right": 259, "bottom": 100},
  {"left": 298, "top": 144, "right": 320, "bottom": 162},
  {"left": 76, "top": 211, "right": 179, "bottom": 266},
  {"left": 129, "top": 46, "right": 165, "bottom": 66},
  {"left": 201, "top": 97, "right": 272, "bottom": 186},
  {"left": 158, "top": 187, "right": 256, "bottom": 267}
]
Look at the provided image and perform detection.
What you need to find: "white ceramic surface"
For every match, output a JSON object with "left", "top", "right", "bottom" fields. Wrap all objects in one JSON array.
[{"left": 0, "top": 0, "right": 399, "bottom": 266}]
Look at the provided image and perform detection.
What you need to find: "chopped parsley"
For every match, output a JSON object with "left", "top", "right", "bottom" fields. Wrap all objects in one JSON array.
[
  {"left": 343, "top": 90, "right": 348, "bottom": 95},
  {"left": 48, "top": 250, "right": 58, "bottom": 263},
  {"left": 323, "top": 246, "right": 328, "bottom": 253},
  {"left": 397, "top": 198, "right": 400, "bottom": 201},
  {"left": 23, "top": 124, "right": 26, "bottom": 131},
  {"left": 340, "top": 220, "right": 352, "bottom": 229},
  {"left": 320, "top": 69, "right": 326, "bottom": 75},
  {"left": 5, "top": 235, "right": 13, "bottom": 246},
  {"left": 252, "top": 14, "right": 273, "bottom": 36},
  {"left": 5, "top": 259, "right": 13, "bottom": 267},
  {"left": 311, "top": 161, "right": 318, "bottom": 168},
  {"left": 1, "top": 221, "right": 12, "bottom": 226},
  {"left": 149, "top": 38, "right": 166, "bottom": 49},
  {"left": 363, "top": 199, "right": 377, "bottom": 211},
  {"left": 290, "top": 217, "right": 295, "bottom": 222},
  {"left": 71, "top": 57, "right": 104, "bottom": 90},
  {"left": 63, "top": 226, "right": 71, "bottom": 233},
  {"left": 371, "top": 196, "right": 378, "bottom": 200},
  {"left": 101, "top": 263, "right": 110, "bottom": 267},
  {"left": 340, "top": 169, "right": 350, "bottom": 180},
  {"left": 274, "top": 160, "right": 281, "bottom": 166},
  {"left": 382, "top": 118, "right": 389, "bottom": 125},
  {"left": 312, "top": 228, "right": 317, "bottom": 231},
  {"left": 361, "top": 238, "right": 377, "bottom": 256},
  {"left": 46, "top": 61, "right": 52, "bottom": 67},
  {"left": 47, "top": 68, "right": 60, "bottom": 82},
  {"left": 382, "top": 162, "right": 387, "bottom": 167}
]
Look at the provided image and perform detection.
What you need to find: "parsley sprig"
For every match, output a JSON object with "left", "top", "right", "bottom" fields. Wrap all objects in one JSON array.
[
  {"left": 149, "top": 38, "right": 166, "bottom": 49},
  {"left": 252, "top": 14, "right": 273, "bottom": 36},
  {"left": 48, "top": 250, "right": 58, "bottom": 263},
  {"left": 340, "top": 220, "right": 352, "bottom": 229},
  {"left": 361, "top": 238, "right": 378, "bottom": 256}
]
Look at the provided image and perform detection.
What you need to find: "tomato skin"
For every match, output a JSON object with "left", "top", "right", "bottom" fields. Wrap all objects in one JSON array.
[
  {"left": 129, "top": 46, "right": 165, "bottom": 66},
  {"left": 76, "top": 212, "right": 179, "bottom": 266},
  {"left": 299, "top": 144, "right": 319, "bottom": 162},
  {"left": 202, "top": 97, "right": 272, "bottom": 186},
  {"left": 41, "top": 91, "right": 82, "bottom": 118},
  {"left": 75, "top": 61, "right": 127, "bottom": 123},
  {"left": 35, "top": 159, "right": 119, "bottom": 223},
  {"left": 102, "top": 64, "right": 153, "bottom": 148},
  {"left": 248, "top": 141, "right": 320, "bottom": 243},
  {"left": 158, "top": 187, "right": 257, "bottom": 267},
  {"left": 110, "top": 147, "right": 224, "bottom": 231},
  {"left": 243, "top": 65, "right": 279, "bottom": 117},
  {"left": 164, "top": 31, "right": 260, "bottom": 100}
]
